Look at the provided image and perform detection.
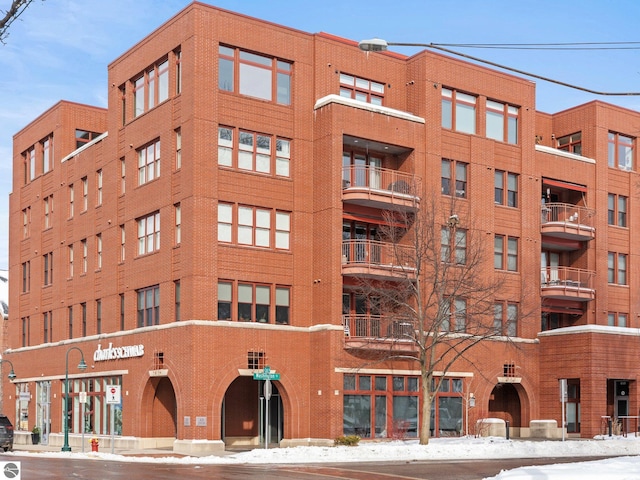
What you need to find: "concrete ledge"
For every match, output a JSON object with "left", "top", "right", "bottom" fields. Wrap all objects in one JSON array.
[
  {"left": 476, "top": 418, "right": 506, "bottom": 437},
  {"left": 528, "top": 419, "right": 564, "bottom": 439},
  {"left": 280, "top": 438, "right": 333, "bottom": 448},
  {"left": 174, "top": 439, "right": 225, "bottom": 456}
]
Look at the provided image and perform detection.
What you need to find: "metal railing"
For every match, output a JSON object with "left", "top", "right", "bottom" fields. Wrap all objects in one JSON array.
[
  {"left": 342, "top": 314, "right": 416, "bottom": 340},
  {"left": 342, "top": 239, "right": 414, "bottom": 270},
  {"left": 540, "top": 266, "right": 595, "bottom": 289},
  {"left": 342, "top": 165, "right": 420, "bottom": 197},
  {"left": 541, "top": 203, "right": 595, "bottom": 229}
]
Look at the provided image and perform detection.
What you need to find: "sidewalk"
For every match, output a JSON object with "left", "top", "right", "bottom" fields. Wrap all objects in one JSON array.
[{"left": 11, "top": 442, "right": 238, "bottom": 458}]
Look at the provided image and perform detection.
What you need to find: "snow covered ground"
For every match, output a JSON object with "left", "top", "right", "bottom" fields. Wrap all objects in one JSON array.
[{"left": 10, "top": 435, "right": 640, "bottom": 479}]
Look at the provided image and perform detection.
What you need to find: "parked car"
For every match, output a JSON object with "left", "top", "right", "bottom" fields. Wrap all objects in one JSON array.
[{"left": 0, "top": 415, "right": 14, "bottom": 451}]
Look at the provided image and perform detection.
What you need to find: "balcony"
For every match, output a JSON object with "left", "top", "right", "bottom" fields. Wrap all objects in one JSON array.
[
  {"left": 342, "top": 314, "right": 419, "bottom": 352},
  {"left": 342, "top": 166, "right": 420, "bottom": 212},
  {"left": 541, "top": 203, "right": 595, "bottom": 245},
  {"left": 541, "top": 267, "right": 595, "bottom": 302},
  {"left": 342, "top": 240, "right": 415, "bottom": 280}
]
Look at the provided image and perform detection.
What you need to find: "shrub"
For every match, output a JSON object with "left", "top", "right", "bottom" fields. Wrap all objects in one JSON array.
[{"left": 334, "top": 435, "right": 360, "bottom": 446}]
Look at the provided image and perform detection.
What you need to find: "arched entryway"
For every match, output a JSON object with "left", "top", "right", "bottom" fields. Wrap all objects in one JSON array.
[
  {"left": 222, "top": 376, "right": 283, "bottom": 448},
  {"left": 149, "top": 377, "right": 177, "bottom": 437},
  {"left": 488, "top": 383, "right": 522, "bottom": 427}
]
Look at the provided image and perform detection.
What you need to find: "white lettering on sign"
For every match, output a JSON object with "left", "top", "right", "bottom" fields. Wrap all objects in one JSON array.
[{"left": 93, "top": 342, "right": 145, "bottom": 362}]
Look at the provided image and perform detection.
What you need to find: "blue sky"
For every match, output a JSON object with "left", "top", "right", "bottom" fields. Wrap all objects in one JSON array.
[{"left": 1, "top": 0, "right": 640, "bottom": 270}]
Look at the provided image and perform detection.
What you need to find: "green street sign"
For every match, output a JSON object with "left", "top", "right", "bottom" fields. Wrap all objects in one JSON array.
[{"left": 253, "top": 366, "right": 280, "bottom": 380}]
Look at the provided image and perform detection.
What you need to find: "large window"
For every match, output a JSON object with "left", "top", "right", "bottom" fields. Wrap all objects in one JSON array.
[
  {"left": 218, "top": 45, "right": 291, "bottom": 105},
  {"left": 494, "top": 235, "right": 518, "bottom": 271},
  {"left": 494, "top": 171, "right": 518, "bottom": 207},
  {"left": 133, "top": 58, "right": 169, "bottom": 117},
  {"left": 64, "top": 376, "right": 123, "bottom": 436},
  {"left": 608, "top": 312, "right": 628, "bottom": 327},
  {"left": 339, "top": 73, "right": 384, "bottom": 105},
  {"left": 441, "top": 159, "right": 467, "bottom": 198},
  {"left": 608, "top": 193, "right": 627, "bottom": 227},
  {"left": 557, "top": 132, "right": 582, "bottom": 155},
  {"left": 138, "top": 139, "right": 161, "bottom": 185},
  {"left": 217, "top": 281, "right": 290, "bottom": 324},
  {"left": 441, "top": 227, "right": 466, "bottom": 264},
  {"left": 217, "top": 203, "right": 290, "bottom": 249},
  {"left": 608, "top": 252, "right": 627, "bottom": 285},
  {"left": 441, "top": 88, "right": 476, "bottom": 134},
  {"left": 137, "top": 285, "right": 160, "bottom": 327},
  {"left": 137, "top": 212, "right": 160, "bottom": 255},
  {"left": 608, "top": 132, "right": 633, "bottom": 170},
  {"left": 486, "top": 100, "right": 518, "bottom": 144},
  {"left": 218, "top": 126, "right": 290, "bottom": 177},
  {"left": 75, "top": 129, "right": 101, "bottom": 149}
]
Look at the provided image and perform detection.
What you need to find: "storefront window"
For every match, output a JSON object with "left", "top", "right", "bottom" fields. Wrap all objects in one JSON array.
[{"left": 64, "top": 376, "right": 123, "bottom": 436}]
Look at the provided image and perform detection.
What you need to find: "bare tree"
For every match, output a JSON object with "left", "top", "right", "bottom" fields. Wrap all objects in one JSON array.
[
  {"left": 0, "top": 0, "right": 37, "bottom": 43},
  {"left": 346, "top": 196, "right": 510, "bottom": 444}
]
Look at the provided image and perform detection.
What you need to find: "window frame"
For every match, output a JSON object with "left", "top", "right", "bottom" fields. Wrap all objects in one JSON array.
[
  {"left": 486, "top": 100, "right": 518, "bottom": 144},
  {"left": 556, "top": 132, "right": 582, "bottom": 155},
  {"left": 608, "top": 132, "right": 634, "bottom": 171},
  {"left": 137, "top": 211, "right": 161, "bottom": 256},
  {"left": 339, "top": 73, "right": 385, "bottom": 105},
  {"left": 608, "top": 193, "right": 628, "bottom": 227},
  {"left": 441, "top": 158, "right": 467, "bottom": 198},
  {"left": 137, "top": 285, "right": 160, "bottom": 327},
  {"left": 441, "top": 88, "right": 477, "bottom": 134},
  {"left": 137, "top": 139, "right": 161, "bottom": 186}
]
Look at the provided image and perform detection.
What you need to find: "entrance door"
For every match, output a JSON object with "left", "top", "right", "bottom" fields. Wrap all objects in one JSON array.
[
  {"left": 36, "top": 381, "right": 51, "bottom": 445},
  {"left": 615, "top": 380, "right": 629, "bottom": 418}
]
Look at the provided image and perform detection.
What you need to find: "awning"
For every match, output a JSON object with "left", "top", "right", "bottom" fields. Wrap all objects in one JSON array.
[
  {"left": 542, "top": 178, "right": 587, "bottom": 193},
  {"left": 542, "top": 305, "right": 584, "bottom": 315},
  {"left": 343, "top": 212, "right": 408, "bottom": 228}
]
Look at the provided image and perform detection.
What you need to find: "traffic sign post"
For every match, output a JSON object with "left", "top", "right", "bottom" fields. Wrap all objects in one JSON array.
[
  {"left": 106, "top": 385, "right": 121, "bottom": 454},
  {"left": 253, "top": 367, "right": 279, "bottom": 449}
]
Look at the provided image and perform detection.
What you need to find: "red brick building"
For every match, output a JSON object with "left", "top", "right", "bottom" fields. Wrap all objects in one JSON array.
[{"left": 6, "top": 3, "right": 640, "bottom": 453}]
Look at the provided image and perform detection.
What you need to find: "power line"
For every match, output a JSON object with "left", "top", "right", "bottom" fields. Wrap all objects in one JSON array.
[{"left": 431, "top": 41, "right": 640, "bottom": 51}]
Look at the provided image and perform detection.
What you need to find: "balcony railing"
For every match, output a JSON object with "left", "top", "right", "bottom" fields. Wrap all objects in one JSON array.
[
  {"left": 342, "top": 239, "right": 415, "bottom": 279},
  {"left": 540, "top": 266, "right": 595, "bottom": 301},
  {"left": 541, "top": 203, "right": 595, "bottom": 242},
  {"left": 342, "top": 314, "right": 416, "bottom": 340},
  {"left": 342, "top": 165, "right": 420, "bottom": 211}
]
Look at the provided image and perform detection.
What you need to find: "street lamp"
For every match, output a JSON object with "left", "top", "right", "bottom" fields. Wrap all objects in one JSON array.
[
  {"left": 0, "top": 359, "right": 17, "bottom": 380},
  {"left": 61, "top": 347, "right": 87, "bottom": 452}
]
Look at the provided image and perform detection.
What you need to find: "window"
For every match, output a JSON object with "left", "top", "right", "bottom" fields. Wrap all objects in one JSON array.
[
  {"left": 441, "top": 227, "right": 466, "bottom": 264},
  {"left": 81, "top": 239, "right": 87, "bottom": 274},
  {"left": 218, "top": 281, "right": 232, "bottom": 320},
  {"left": 174, "top": 280, "right": 181, "bottom": 322},
  {"left": 68, "top": 184, "right": 74, "bottom": 218},
  {"left": 138, "top": 139, "right": 161, "bottom": 185},
  {"left": 557, "top": 132, "right": 582, "bottom": 155},
  {"left": 43, "top": 195, "right": 53, "bottom": 229},
  {"left": 43, "top": 252, "right": 53, "bottom": 286},
  {"left": 219, "top": 45, "right": 291, "bottom": 105},
  {"left": 494, "top": 302, "right": 518, "bottom": 336},
  {"left": 218, "top": 203, "right": 290, "bottom": 249},
  {"left": 96, "top": 234, "right": 102, "bottom": 270},
  {"left": 21, "top": 317, "right": 30, "bottom": 347},
  {"left": 26, "top": 147, "right": 36, "bottom": 182},
  {"left": 494, "top": 235, "right": 518, "bottom": 271},
  {"left": 41, "top": 135, "right": 52, "bottom": 173},
  {"left": 81, "top": 177, "right": 88, "bottom": 212},
  {"left": 441, "top": 159, "right": 467, "bottom": 198},
  {"left": 175, "top": 49, "right": 182, "bottom": 94},
  {"left": 81, "top": 302, "right": 87, "bottom": 337},
  {"left": 120, "top": 294, "right": 125, "bottom": 330},
  {"left": 22, "top": 261, "right": 30, "bottom": 293},
  {"left": 137, "top": 212, "right": 160, "bottom": 255},
  {"left": 442, "top": 297, "right": 466, "bottom": 332},
  {"left": 22, "top": 206, "right": 30, "bottom": 238},
  {"left": 494, "top": 171, "right": 518, "bottom": 207},
  {"left": 608, "top": 252, "right": 627, "bottom": 285},
  {"left": 44, "top": 311, "right": 52, "bottom": 342},
  {"left": 96, "top": 300, "right": 102, "bottom": 335},
  {"left": 608, "top": 312, "right": 628, "bottom": 327},
  {"left": 68, "top": 245, "right": 74, "bottom": 278},
  {"left": 218, "top": 203, "right": 232, "bottom": 242},
  {"left": 174, "top": 204, "right": 181, "bottom": 245},
  {"left": 275, "top": 212, "right": 290, "bottom": 249},
  {"left": 275, "top": 287, "right": 290, "bottom": 324},
  {"left": 75, "top": 130, "right": 101, "bottom": 149},
  {"left": 441, "top": 88, "right": 476, "bottom": 134},
  {"left": 96, "top": 169, "right": 103, "bottom": 206},
  {"left": 608, "top": 193, "right": 627, "bottom": 227},
  {"left": 137, "top": 285, "right": 160, "bottom": 327},
  {"left": 120, "top": 225, "right": 126, "bottom": 262},
  {"left": 608, "top": 132, "right": 634, "bottom": 170},
  {"left": 68, "top": 306, "right": 73, "bottom": 339},
  {"left": 120, "top": 158, "right": 126, "bottom": 195},
  {"left": 339, "top": 73, "right": 384, "bottom": 105},
  {"left": 175, "top": 128, "right": 182, "bottom": 170},
  {"left": 218, "top": 126, "right": 291, "bottom": 177},
  {"left": 133, "top": 58, "right": 169, "bottom": 117},
  {"left": 486, "top": 100, "right": 518, "bottom": 144},
  {"left": 248, "top": 351, "right": 265, "bottom": 370}
]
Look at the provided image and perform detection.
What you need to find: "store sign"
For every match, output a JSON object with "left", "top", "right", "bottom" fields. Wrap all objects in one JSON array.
[{"left": 93, "top": 342, "right": 144, "bottom": 362}]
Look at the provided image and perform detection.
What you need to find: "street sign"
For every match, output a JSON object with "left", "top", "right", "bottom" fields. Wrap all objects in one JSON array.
[
  {"left": 264, "top": 379, "right": 272, "bottom": 400},
  {"left": 106, "top": 385, "right": 121, "bottom": 404},
  {"left": 253, "top": 366, "right": 280, "bottom": 381}
]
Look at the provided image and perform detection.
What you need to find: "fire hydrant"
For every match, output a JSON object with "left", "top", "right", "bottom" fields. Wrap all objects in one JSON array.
[{"left": 90, "top": 438, "right": 99, "bottom": 452}]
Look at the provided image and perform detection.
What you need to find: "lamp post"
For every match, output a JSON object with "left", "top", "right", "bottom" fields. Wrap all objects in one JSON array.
[
  {"left": 0, "top": 359, "right": 17, "bottom": 380},
  {"left": 62, "top": 347, "right": 87, "bottom": 452}
]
